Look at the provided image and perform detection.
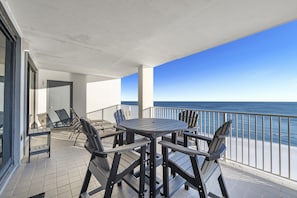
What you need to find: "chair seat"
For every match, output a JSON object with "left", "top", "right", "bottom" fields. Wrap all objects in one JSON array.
[
  {"left": 162, "top": 134, "right": 197, "bottom": 147},
  {"left": 168, "top": 151, "right": 219, "bottom": 186},
  {"left": 91, "top": 150, "right": 141, "bottom": 187},
  {"left": 168, "top": 151, "right": 204, "bottom": 176},
  {"left": 108, "top": 150, "right": 141, "bottom": 173},
  {"left": 160, "top": 121, "right": 232, "bottom": 198},
  {"left": 80, "top": 118, "right": 149, "bottom": 197}
]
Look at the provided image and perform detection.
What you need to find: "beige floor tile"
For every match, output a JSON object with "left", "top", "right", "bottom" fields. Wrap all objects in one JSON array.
[{"left": 1, "top": 130, "right": 297, "bottom": 198}]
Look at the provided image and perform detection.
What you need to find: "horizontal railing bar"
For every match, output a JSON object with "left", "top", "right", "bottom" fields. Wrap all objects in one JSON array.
[
  {"left": 89, "top": 104, "right": 297, "bottom": 182},
  {"left": 151, "top": 106, "right": 297, "bottom": 118}
]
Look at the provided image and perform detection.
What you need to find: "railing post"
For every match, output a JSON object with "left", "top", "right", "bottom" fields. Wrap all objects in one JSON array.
[
  {"left": 102, "top": 109, "right": 104, "bottom": 121},
  {"left": 86, "top": 105, "right": 296, "bottom": 182},
  {"left": 223, "top": 112, "right": 227, "bottom": 123},
  {"left": 223, "top": 112, "right": 227, "bottom": 162}
]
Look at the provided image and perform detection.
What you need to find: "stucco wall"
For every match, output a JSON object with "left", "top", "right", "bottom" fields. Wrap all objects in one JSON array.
[
  {"left": 37, "top": 69, "right": 87, "bottom": 118},
  {"left": 86, "top": 79, "right": 121, "bottom": 113},
  {"left": 37, "top": 69, "right": 121, "bottom": 118}
]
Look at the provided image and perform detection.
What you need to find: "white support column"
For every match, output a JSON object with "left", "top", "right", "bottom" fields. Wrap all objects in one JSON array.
[{"left": 138, "top": 65, "right": 154, "bottom": 118}]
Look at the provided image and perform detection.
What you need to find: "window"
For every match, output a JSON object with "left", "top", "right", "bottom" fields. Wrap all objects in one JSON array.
[
  {"left": 0, "top": 25, "right": 14, "bottom": 176},
  {"left": 0, "top": 3, "right": 20, "bottom": 182}
]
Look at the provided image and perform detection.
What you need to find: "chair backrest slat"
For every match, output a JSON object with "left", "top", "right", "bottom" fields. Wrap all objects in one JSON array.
[
  {"left": 80, "top": 118, "right": 110, "bottom": 171},
  {"left": 178, "top": 110, "right": 198, "bottom": 129},
  {"left": 201, "top": 121, "right": 231, "bottom": 174},
  {"left": 114, "top": 109, "right": 126, "bottom": 125}
]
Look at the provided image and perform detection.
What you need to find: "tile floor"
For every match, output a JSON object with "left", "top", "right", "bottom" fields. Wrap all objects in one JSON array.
[{"left": 1, "top": 129, "right": 297, "bottom": 198}]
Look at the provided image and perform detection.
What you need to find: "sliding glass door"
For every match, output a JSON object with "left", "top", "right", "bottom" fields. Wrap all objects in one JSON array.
[
  {"left": 0, "top": 31, "right": 5, "bottom": 168},
  {"left": 0, "top": 26, "right": 14, "bottom": 176},
  {"left": 0, "top": 3, "right": 18, "bottom": 181}
]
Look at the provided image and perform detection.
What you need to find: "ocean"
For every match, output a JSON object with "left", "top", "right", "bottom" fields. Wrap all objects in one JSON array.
[
  {"left": 122, "top": 101, "right": 297, "bottom": 146},
  {"left": 122, "top": 101, "right": 297, "bottom": 116}
]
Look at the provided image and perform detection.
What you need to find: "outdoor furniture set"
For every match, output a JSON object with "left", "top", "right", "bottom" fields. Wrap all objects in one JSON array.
[{"left": 79, "top": 109, "right": 231, "bottom": 198}]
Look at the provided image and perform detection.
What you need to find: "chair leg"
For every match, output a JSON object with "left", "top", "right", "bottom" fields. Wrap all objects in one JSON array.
[
  {"left": 104, "top": 153, "right": 121, "bottom": 198},
  {"left": 190, "top": 156, "right": 208, "bottom": 198},
  {"left": 162, "top": 146, "right": 169, "bottom": 197},
  {"left": 74, "top": 131, "right": 81, "bottom": 146},
  {"left": 218, "top": 175, "right": 229, "bottom": 198},
  {"left": 112, "top": 134, "right": 118, "bottom": 148},
  {"left": 139, "top": 145, "right": 146, "bottom": 198},
  {"left": 80, "top": 168, "right": 92, "bottom": 196},
  {"left": 68, "top": 130, "right": 74, "bottom": 139}
]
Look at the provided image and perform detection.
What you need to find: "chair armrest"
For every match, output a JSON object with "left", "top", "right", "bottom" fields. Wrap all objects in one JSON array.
[
  {"left": 159, "top": 140, "right": 210, "bottom": 158},
  {"left": 183, "top": 132, "right": 212, "bottom": 144},
  {"left": 104, "top": 140, "right": 151, "bottom": 154},
  {"left": 91, "top": 139, "right": 150, "bottom": 157},
  {"left": 184, "top": 127, "right": 198, "bottom": 133},
  {"left": 207, "top": 144, "right": 226, "bottom": 161},
  {"left": 100, "top": 129, "right": 124, "bottom": 139},
  {"left": 115, "top": 125, "right": 126, "bottom": 131},
  {"left": 92, "top": 150, "right": 108, "bottom": 158}
]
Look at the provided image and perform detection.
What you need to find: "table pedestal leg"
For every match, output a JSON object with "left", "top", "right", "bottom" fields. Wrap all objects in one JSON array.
[{"left": 150, "top": 137, "right": 156, "bottom": 198}]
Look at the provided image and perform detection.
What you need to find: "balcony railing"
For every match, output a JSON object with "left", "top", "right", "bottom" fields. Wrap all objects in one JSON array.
[
  {"left": 87, "top": 104, "right": 297, "bottom": 182},
  {"left": 86, "top": 104, "right": 139, "bottom": 123},
  {"left": 146, "top": 106, "right": 297, "bottom": 182}
]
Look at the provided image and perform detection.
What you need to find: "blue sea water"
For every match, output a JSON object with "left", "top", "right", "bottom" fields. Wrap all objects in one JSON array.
[
  {"left": 122, "top": 101, "right": 297, "bottom": 116},
  {"left": 122, "top": 101, "right": 297, "bottom": 146}
]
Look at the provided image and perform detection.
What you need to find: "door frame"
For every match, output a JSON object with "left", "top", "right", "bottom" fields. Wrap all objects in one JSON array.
[
  {"left": 25, "top": 52, "right": 38, "bottom": 130},
  {"left": 47, "top": 80, "right": 73, "bottom": 122},
  {"left": 0, "top": 2, "right": 21, "bottom": 184},
  {"left": 24, "top": 52, "right": 38, "bottom": 155}
]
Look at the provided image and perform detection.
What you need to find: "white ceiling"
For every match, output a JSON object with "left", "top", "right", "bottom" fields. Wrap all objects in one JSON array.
[{"left": 6, "top": 0, "right": 297, "bottom": 79}]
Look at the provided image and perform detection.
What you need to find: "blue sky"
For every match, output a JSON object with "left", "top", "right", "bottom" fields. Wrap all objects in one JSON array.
[{"left": 122, "top": 20, "right": 297, "bottom": 102}]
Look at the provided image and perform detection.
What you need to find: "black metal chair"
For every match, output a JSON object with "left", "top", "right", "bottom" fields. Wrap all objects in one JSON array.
[
  {"left": 159, "top": 120, "right": 231, "bottom": 198},
  {"left": 67, "top": 108, "right": 83, "bottom": 145},
  {"left": 55, "top": 108, "right": 72, "bottom": 126},
  {"left": 114, "top": 109, "right": 149, "bottom": 145},
  {"left": 70, "top": 108, "right": 120, "bottom": 147},
  {"left": 113, "top": 109, "right": 128, "bottom": 145},
  {"left": 79, "top": 118, "right": 150, "bottom": 198},
  {"left": 162, "top": 110, "right": 199, "bottom": 147}
]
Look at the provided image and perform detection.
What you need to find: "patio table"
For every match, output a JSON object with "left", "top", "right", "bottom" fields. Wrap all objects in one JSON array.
[{"left": 119, "top": 118, "right": 187, "bottom": 198}]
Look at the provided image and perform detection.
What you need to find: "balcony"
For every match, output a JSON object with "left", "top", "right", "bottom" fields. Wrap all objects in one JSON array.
[{"left": 1, "top": 105, "right": 297, "bottom": 197}]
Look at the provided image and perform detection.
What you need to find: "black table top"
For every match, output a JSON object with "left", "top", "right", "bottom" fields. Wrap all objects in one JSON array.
[{"left": 119, "top": 118, "right": 187, "bottom": 138}]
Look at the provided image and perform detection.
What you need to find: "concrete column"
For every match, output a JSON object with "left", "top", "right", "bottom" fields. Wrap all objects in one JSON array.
[{"left": 138, "top": 65, "right": 154, "bottom": 118}]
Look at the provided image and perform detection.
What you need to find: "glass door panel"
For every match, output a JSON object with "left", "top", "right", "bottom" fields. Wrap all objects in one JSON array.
[
  {"left": 28, "top": 58, "right": 37, "bottom": 129},
  {"left": 0, "top": 31, "right": 6, "bottom": 167},
  {"left": 47, "top": 80, "right": 73, "bottom": 127}
]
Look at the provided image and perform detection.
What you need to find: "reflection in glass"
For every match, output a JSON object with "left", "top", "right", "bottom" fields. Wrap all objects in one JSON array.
[
  {"left": 28, "top": 59, "right": 37, "bottom": 129},
  {"left": 0, "top": 31, "right": 6, "bottom": 167}
]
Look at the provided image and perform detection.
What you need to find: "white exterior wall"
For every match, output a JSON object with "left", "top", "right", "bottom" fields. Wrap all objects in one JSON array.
[
  {"left": 38, "top": 70, "right": 121, "bottom": 119},
  {"left": 37, "top": 69, "right": 86, "bottom": 120},
  {"left": 19, "top": 40, "right": 27, "bottom": 161},
  {"left": 87, "top": 79, "right": 121, "bottom": 113},
  {"left": 37, "top": 69, "right": 87, "bottom": 118},
  {"left": 138, "top": 66, "right": 154, "bottom": 118},
  {"left": 72, "top": 73, "right": 87, "bottom": 117}
]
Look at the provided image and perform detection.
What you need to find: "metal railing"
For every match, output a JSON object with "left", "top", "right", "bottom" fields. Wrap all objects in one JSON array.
[
  {"left": 86, "top": 104, "right": 138, "bottom": 123},
  {"left": 87, "top": 104, "right": 297, "bottom": 182},
  {"left": 145, "top": 106, "right": 297, "bottom": 182}
]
